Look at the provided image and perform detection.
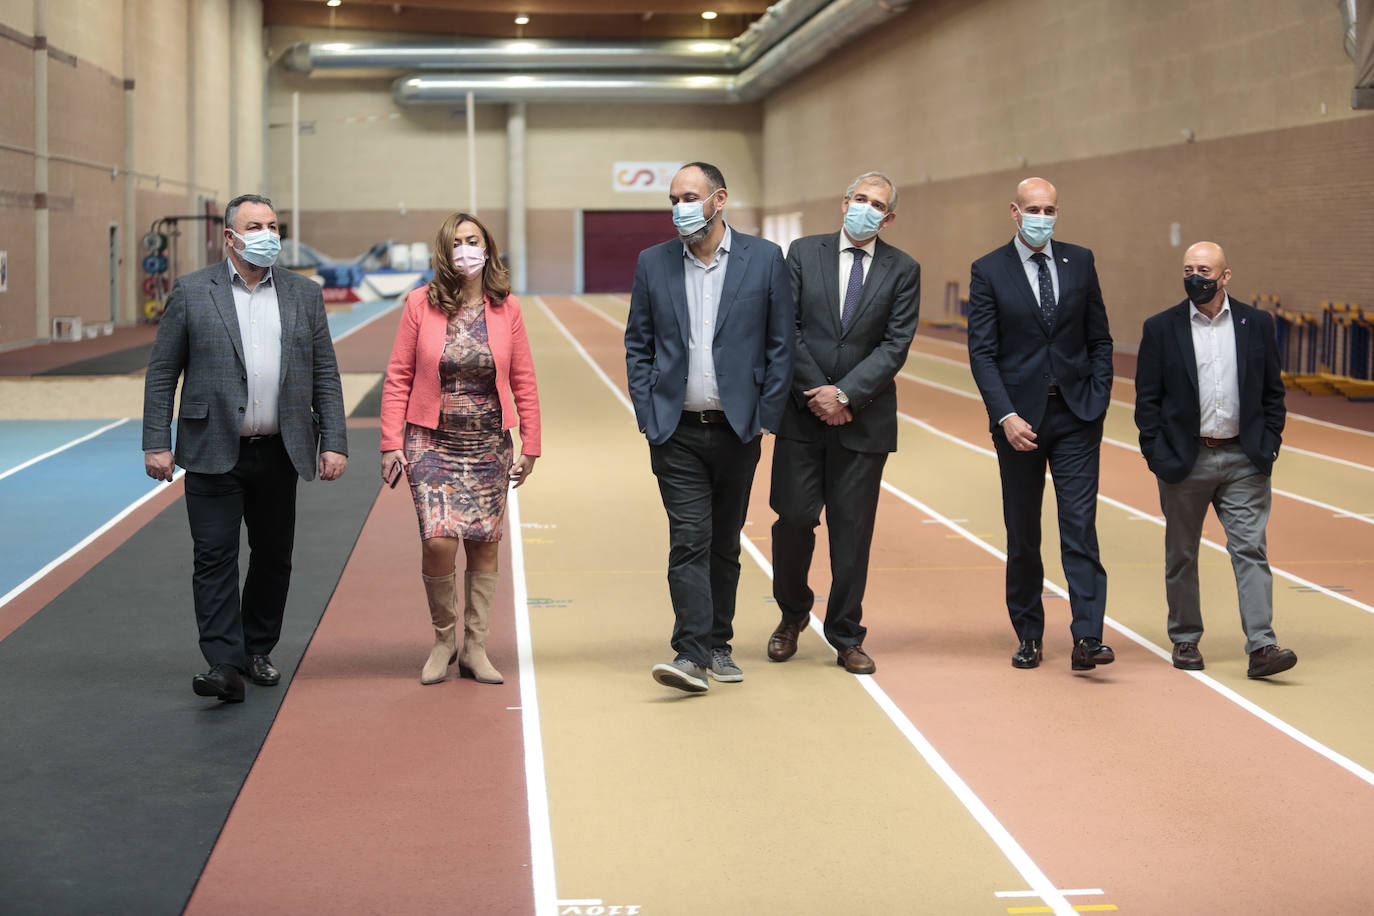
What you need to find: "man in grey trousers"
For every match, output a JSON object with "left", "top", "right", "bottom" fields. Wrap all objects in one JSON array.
[
  {"left": 143, "top": 193, "right": 348, "bottom": 703},
  {"left": 1134, "top": 241, "right": 1297, "bottom": 678}
]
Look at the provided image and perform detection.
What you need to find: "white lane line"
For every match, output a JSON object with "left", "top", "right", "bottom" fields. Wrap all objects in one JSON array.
[
  {"left": 508, "top": 485, "right": 558, "bottom": 916},
  {"left": 330, "top": 297, "right": 405, "bottom": 343},
  {"left": 1280, "top": 444, "right": 1374, "bottom": 474},
  {"left": 899, "top": 411, "right": 1374, "bottom": 617},
  {"left": 896, "top": 373, "right": 1374, "bottom": 523},
  {"left": 0, "top": 468, "right": 185, "bottom": 611},
  {"left": 0, "top": 418, "right": 131, "bottom": 482},
  {"left": 568, "top": 294, "right": 625, "bottom": 329},
  {"left": 877, "top": 478, "right": 1374, "bottom": 790},
  {"left": 541, "top": 294, "right": 1077, "bottom": 916},
  {"left": 538, "top": 297, "right": 635, "bottom": 415}
]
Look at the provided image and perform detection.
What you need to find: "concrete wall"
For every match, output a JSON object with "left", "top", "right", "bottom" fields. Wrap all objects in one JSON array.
[
  {"left": 0, "top": 0, "right": 263, "bottom": 348},
  {"left": 762, "top": 0, "right": 1374, "bottom": 347}
]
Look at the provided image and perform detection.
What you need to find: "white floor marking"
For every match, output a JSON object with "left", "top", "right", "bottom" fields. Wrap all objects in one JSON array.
[
  {"left": 330, "top": 297, "right": 404, "bottom": 343},
  {"left": 0, "top": 417, "right": 131, "bottom": 481},
  {"left": 541, "top": 295, "right": 1078, "bottom": 916},
  {"left": 0, "top": 468, "right": 184, "bottom": 611},
  {"left": 878, "top": 458, "right": 1374, "bottom": 790},
  {"left": 996, "top": 888, "right": 1105, "bottom": 898},
  {"left": 508, "top": 483, "right": 559, "bottom": 916}
]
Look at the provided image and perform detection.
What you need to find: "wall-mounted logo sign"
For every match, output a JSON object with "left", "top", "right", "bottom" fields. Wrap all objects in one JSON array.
[{"left": 613, "top": 162, "right": 682, "bottom": 193}]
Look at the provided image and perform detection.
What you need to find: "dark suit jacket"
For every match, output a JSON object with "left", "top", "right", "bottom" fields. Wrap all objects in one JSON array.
[
  {"left": 967, "top": 239, "right": 1114, "bottom": 430},
  {"left": 1134, "top": 297, "right": 1286, "bottom": 484},
  {"left": 777, "top": 232, "right": 921, "bottom": 453},
  {"left": 625, "top": 229, "right": 795, "bottom": 446},
  {"left": 142, "top": 260, "right": 348, "bottom": 481}
]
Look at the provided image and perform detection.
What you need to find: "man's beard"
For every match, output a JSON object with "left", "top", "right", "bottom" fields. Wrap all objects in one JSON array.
[{"left": 679, "top": 205, "right": 718, "bottom": 245}]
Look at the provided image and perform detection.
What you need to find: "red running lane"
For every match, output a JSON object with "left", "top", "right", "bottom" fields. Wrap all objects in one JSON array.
[{"left": 185, "top": 480, "right": 534, "bottom": 915}]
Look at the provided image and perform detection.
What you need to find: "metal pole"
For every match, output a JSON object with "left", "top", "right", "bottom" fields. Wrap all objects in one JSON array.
[
  {"left": 506, "top": 101, "right": 526, "bottom": 293},
  {"left": 186, "top": 0, "right": 198, "bottom": 269},
  {"left": 122, "top": 0, "right": 137, "bottom": 322},
  {"left": 292, "top": 90, "right": 300, "bottom": 262},
  {"left": 466, "top": 90, "right": 477, "bottom": 214},
  {"left": 34, "top": 0, "right": 49, "bottom": 339}
]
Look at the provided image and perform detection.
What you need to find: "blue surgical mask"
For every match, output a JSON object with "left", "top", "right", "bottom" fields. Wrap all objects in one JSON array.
[
  {"left": 230, "top": 228, "right": 281, "bottom": 268},
  {"left": 672, "top": 191, "right": 719, "bottom": 237},
  {"left": 1016, "top": 207, "right": 1056, "bottom": 248},
  {"left": 843, "top": 200, "right": 885, "bottom": 241}
]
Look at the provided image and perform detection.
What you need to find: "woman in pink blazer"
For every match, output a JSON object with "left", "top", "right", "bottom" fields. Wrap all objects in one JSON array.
[{"left": 380, "top": 212, "right": 541, "bottom": 686}]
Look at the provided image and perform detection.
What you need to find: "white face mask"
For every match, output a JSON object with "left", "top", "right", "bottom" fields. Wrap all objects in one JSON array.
[
  {"left": 1016, "top": 206, "right": 1056, "bottom": 247},
  {"left": 230, "top": 228, "right": 281, "bottom": 267}
]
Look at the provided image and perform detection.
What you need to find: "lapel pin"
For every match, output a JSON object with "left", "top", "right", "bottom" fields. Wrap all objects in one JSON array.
[
  {"left": 1241, "top": 317, "right": 1247, "bottom": 325},
  {"left": 1061, "top": 257, "right": 1068, "bottom": 263}
]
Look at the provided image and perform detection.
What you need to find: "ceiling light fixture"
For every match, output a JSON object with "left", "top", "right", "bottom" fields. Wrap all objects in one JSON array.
[
  {"left": 700, "top": 11, "right": 718, "bottom": 20},
  {"left": 514, "top": 15, "right": 530, "bottom": 25},
  {"left": 326, "top": 0, "right": 341, "bottom": 7}
]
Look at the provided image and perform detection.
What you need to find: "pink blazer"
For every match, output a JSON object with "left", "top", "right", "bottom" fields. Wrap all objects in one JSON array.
[{"left": 380, "top": 286, "right": 541, "bottom": 456}]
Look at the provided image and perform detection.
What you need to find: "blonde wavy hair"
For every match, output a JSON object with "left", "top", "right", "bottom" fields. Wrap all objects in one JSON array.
[{"left": 428, "top": 211, "right": 511, "bottom": 315}]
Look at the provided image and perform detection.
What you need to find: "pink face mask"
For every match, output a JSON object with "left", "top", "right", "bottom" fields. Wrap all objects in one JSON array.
[{"left": 452, "top": 244, "right": 486, "bottom": 277}]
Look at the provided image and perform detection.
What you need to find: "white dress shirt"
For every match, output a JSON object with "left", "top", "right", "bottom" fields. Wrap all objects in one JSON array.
[
  {"left": 228, "top": 258, "right": 282, "bottom": 437},
  {"left": 837, "top": 231, "right": 877, "bottom": 320},
  {"left": 1191, "top": 293, "right": 1239, "bottom": 439},
  {"left": 681, "top": 224, "right": 732, "bottom": 412},
  {"left": 1013, "top": 233, "right": 1060, "bottom": 304}
]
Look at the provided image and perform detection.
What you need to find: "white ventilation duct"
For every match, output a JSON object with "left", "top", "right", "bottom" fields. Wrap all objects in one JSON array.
[
  {"left": 387, "top": 0, "right": 916, "bottom": 105},
  {"left": 280, "top": 0, "right": 914, "bottom": 104},
  {"left": 283, "top": 0, "right": 831, "bottom": 75}
]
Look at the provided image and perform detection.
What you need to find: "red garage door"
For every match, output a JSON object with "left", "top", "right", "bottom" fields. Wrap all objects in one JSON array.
[{"left": 583, "top": 210, "right": 674, "bottom": 293}]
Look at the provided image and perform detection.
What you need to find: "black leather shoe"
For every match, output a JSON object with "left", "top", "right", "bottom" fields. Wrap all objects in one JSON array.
[
  {"left": 1011, "top": 638, "right": 1042, "bottom": 669},
  {"left": 1071, "top": 637, "right": 1115, "bottom": 671},
  {"left": 247, "top": 655, "right": 280, "bottom": 686},
  {"left": 192, "top": 664, "right": 245, "bottom": 703}
]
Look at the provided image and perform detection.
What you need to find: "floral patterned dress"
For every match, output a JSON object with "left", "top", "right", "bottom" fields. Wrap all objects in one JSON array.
[{"left": 404, "top": 304, "right": 512, "bottom": 541}]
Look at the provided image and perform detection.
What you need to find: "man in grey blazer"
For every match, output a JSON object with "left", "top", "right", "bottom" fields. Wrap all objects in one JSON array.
[
  {"left": 767, "top": 171, "right": 920, "bottom": 675},
  {"left": 143, "top": 194, "right": 348, "bottom": 703},
  {"left": 625, "top": 162, "right": 794, "bottom": 693}
]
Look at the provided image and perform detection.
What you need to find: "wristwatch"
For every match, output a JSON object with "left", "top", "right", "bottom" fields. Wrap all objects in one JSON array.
[{"left": 835, "top": 388, "right": 850, "bottom": 407}]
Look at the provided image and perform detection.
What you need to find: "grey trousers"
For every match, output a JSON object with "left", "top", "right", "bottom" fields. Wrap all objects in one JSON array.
[{"left": 1157, "top": 443, "right": 1277, "bottom": 654}]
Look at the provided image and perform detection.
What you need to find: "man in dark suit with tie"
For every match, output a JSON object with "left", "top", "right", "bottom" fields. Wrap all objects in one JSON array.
[
  {"left": 625, "top": 162, "right": 794, "bottom": 694},
  {"left": 143, "top": 194, "right": 348, "bottom": 703},
  {"left": 1134, "top": 241, "right": 1297, "bottom": 678},
  {"left": 766, "top": 171, "right": 920, "bottom": 675},
  {"left": 968, "top": 178, "right": 1115, "bottom": 671}
]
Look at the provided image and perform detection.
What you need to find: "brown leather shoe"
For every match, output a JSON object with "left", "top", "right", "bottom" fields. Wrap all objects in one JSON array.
[
  {"left": 836, "top": 645, "right": 876, "bottom": 674},
  {"left": 1247, "top": 644, "right": 1297, "bottom": 678},
  {"left": 767, "top": 617, "right": 806, "bottom": 661},
  {"left": 1171, "top": 642, "right": 1204, "bottom": 670}
]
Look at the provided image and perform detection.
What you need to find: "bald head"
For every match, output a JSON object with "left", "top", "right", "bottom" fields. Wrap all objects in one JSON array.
[
  {"left": 1184, "top": 241, "right": 1228, "bottom": 273},
  {"left": 1015, "top": 177, "right": 1057, "bottom": 209}
]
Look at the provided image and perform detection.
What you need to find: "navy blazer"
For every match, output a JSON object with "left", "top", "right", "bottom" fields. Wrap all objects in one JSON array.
[
  {"left": 778, "top": 232, "right": 921, "bottom": 453},
  {"left": 625, "top": 229, "right": 795, "bottom": 446},
  {"left": 1134, "top": 297, "right": 1286, "bottom": 484},
  {"left": 967, "top": 239, "right": 1114, "bottom": 430}
]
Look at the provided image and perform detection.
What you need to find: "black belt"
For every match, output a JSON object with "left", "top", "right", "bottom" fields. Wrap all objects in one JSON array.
[
  {"left": 1200, "top": 435, "right": 1240, "bottom": 447},
  {"left": 682, "top": 410, "right": 728, "bottom": 425},
  {"left": 1047, "top": 384, "right": 1060, "bottom": 396},
  {"left": 241, "top": 433, "right": 281, "bottom": 443}
]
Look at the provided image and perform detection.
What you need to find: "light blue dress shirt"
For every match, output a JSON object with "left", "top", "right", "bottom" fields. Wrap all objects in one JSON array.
[{"left": 681, "top": 224, "right": 732, "bottom": 412}]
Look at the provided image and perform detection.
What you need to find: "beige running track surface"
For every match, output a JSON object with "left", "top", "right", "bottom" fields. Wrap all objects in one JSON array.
[{"left": 517, "top": 294, "right": 1374, "bottom": 915}]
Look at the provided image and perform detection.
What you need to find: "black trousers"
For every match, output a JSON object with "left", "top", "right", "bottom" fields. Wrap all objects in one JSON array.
[
  {"left": 991, "top": 395, "right": 1106, "bottom": 642},
  {"left": 648, "top": 418, "right": 761, "bottom": 667},
  {"left": 770, "top": 432, "right": 888, "bottom": 649},
  {"left": 183, "top": 435, "right": 299, "bottom": 669}
]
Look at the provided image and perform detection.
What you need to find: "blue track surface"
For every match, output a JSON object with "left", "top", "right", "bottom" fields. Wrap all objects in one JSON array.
[{"left": 0, "top": 297, "right": 399, "bottom": 605}]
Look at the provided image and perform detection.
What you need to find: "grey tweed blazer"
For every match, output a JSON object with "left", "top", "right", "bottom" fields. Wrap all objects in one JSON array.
[{"left": 142, "top": 260, "right": 348, "bottom": 481}]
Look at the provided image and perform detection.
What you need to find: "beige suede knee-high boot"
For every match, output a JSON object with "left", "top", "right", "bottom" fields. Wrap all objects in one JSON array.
[
  {"left": 457, "top": 570, "right": 503, "bottom": 684},
  {"left": 420, "top": 572, "right": 458, "bottom": 685}
]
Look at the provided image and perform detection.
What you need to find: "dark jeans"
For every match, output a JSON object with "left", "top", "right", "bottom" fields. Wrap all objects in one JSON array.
[
  {"left": 649, "top": 419, "right": 761, "bottom": 667},
  {"left": 992, "top": 396, "right": 1106, "bottom": 642},
  {"left": 770, "top": 432, "right": 888, "bottom": 649},
  {"left": 184, "top": 435, "right": 299, "bottom": 669}
]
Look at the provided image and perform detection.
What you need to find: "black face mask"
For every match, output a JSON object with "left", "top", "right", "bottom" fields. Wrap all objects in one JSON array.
[{"left": 1184, "top": 272, "right": 1220, "bottom": 305}]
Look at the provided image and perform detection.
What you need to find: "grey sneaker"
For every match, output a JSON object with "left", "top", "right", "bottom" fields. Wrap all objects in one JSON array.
[
  {"left": 651, "top": 658, "right": 709, "bottom": 693},
  {"left": 709, "top": 648, "right": 743, "bottom": 683}
]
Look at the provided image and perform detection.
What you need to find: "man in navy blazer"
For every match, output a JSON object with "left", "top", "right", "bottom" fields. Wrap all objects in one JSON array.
[
  {"left": 625, "top": 162, "right": 794, "bottom": 693},
  {"left": 968, "top": 178, "right": 1115, "bottom": 672},
  {"left": 1134, "top": 241, "right": 1297, "bottom": 679}
]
